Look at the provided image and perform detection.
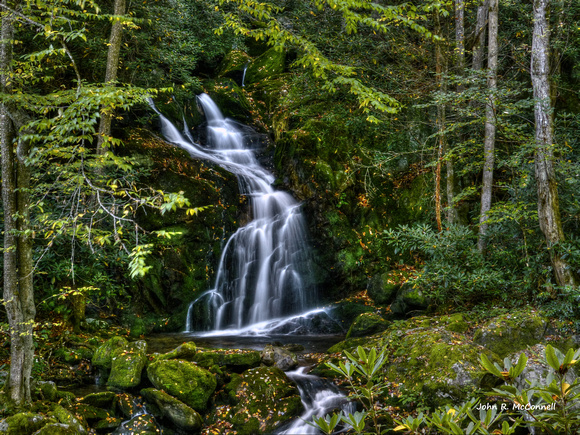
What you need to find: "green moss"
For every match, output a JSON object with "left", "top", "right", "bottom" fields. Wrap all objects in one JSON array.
[
  {"left": 193, "top": 349, "right": 261, "bottom": 372},
  {"left": 0, "top": 413, "right": 53, "bottom": 435},
  {"left": 92, "top": 337, "right": 128, "bottom": 370},
  {"left": 141, "top": 388, "right": 203, "bottom": 432},
  {"left": 107, "top": 340, "right": 148, "bottom": 389},
  {"left": 147, "top": 359, "right": 217, "bottom": 412},
  {"left": 473, "top": 308, "right": 547, "bottom": 358},
  {"left": 244, "top": 47, "right": 285, "bottom": 85},
  {"left": 346, "top": 312, "right": 388, "bottom": 339}
]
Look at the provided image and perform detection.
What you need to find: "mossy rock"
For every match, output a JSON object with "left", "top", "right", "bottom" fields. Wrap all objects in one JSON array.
[
  {"left": 261, "top": 344, "right": 298, "bottom": 371},
  {"left": 107, "top": 340, "right": 148, "bottom": 389},
  {"left": 331, "top": 299, "right": 374, "bottom": 329},
  {"left": 35, "top": 381, "right": 58, "bottom": 402},
  {"left": 473, "top": 309, "right": 547, "bottom": 358},
  {"left": 79, "top": 391, "right": 117, "bottom": 409},
  {"left": 32, "top": 423, "right": 81, "bottom": 435},
  {"left": 390, "top": 283, "right": 429, "bottom": 317},
  {"left": 81, "top": 318, "right": 109, "bottom": 333},
  {"left": 67, "top": 403, "right": 112, "bottom": 424},
  {"left": 147, "top": 359, "right": 217, "bottom": 412},
  {"left": 223, "top": 366, "right": 303, "bottom": 434},
  {"left": 115, "top": 393, "right": 144, "bottom": 418},
  {"left": 346, "top": 312, "right": 389, "bottom": 339},
  {"left": 244, "top": 47, "right": 285, "bottom": 85},
  {"left": 0, "top": 412, "right": 54, "bottom": 435},
  {"left": 193, "top": 348, "right": 261, "bottom": 373},
  {"left": 155, "top": 342, "right": 197, "bottom": 361},
  {"left": 94, "top": 418, "right": 123, "bottom": 432},
  {"left": 141, "top": 388, "right": 203, "bottom": 432},
  {"left": 367, "top": 273, "right": 399, "bottom": 306},
  {"left": 445, "top": 313, "right": 469, "bottom": 333},
  {"left": 51, "top": 405, "right": 88, "bottom": 434},
  {"left": 92, "top": 337, "right": 128, "bottom": 370}
]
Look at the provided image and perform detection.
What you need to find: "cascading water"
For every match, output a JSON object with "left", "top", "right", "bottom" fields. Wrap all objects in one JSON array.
[
  {"left": 277, "top": 367, "right": 355, "bottom": 434},
  {"left": 152, "top": 94, "right": 316, "bottom": 333}
]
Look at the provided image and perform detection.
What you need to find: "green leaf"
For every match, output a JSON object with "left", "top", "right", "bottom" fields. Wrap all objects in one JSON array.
[
  {"left": 545, "top": 344, "right": 561, "bottom": 371},
  {"left": 480, "top": 354, "right": 503, "bottom": 378}
]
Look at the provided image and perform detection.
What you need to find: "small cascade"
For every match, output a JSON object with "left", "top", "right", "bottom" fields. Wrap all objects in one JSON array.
[
  {"left": 277, "top": 367, "right": 355, "bottom": 434},
  {"left": 241, "top": 61, "right": 249, "bottom": 87},
  {"left": 152, "top": 94, "right": 316, "bottom": 333}
]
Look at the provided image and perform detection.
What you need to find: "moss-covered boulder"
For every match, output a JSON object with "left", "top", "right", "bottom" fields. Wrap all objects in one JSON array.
[
  {"left": 244, "top": 47, "right": 285, "bottom": 85},
  {"left": 147, "top": 359, "right": 217, "bottom": 412},
  {"left": 79, "top": 391, "right": 117, "bottom": 409},
  {"left": 67, "top": 403, "right": 113, "bottom": 425},
  {"left": 141, "top": 388, "right": 203, "bottom": 432},
  {"left": 107, "top": 340, "right": 148, "bottom": 389},
  {"left": 190, "top": 348, "right": 261, "bottom": 373},
  {"left": 261, "top": 344, "right": 298, "bottom": 371},
  {"left": 35, "top": 381, "right": 58, "bottom": 402},
  {"left": 155, "top": 342, "right": 197, "bottom": 361},
  {"left": 223, "top": 366, "right": 303, "bottom": 434},
  {"left": 390, "top": 283, "right": 429, "bottom": 317},
  {"left": 473, "top": 309, "right": 547, "bottom": 358},
  {"left": 0, "top": 413, "right": 54, "bottom": 435},
  {"left": 51, "top": 405, "right": 88, "bottom": 434},
  {"left": 346, "top": 312, "right": 389, "bottom": 339},
  {"left": 92, "top": 337, "right": 128, "bottom": 371},
  {"left": 115, "top": 393, "right": 145, "bottom": 418},
  {"left": 367, "top": 273, "right": 399, "bottom": 305}
]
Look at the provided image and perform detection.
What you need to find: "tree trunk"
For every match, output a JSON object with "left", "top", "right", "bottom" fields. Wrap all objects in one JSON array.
[
  {"left": 472, "top": 0, "right": 489, "bottom": 71},
  {"left": 531, "top": 0, "right": 577, "bottom": 287},
  {"left": 477, "top": 0, "right": 498, "bottom": 252},
  {"left": 434, "top": 11, "right": 446, "bottom": 232},
  {"left": 96, "top": 0, "right": 126, "bottom": 154},
  {"left": 1, "top": 0, "right": 35, "bottom": 404}
]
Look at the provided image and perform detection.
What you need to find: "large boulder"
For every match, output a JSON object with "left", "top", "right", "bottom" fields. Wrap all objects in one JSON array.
[
  {"left": 141, "top": 388, "right": 203, "bottom": 432},
  {"left": 367, "top": 273, "right": 399, "bottom": 305},
  {"left": 92, "top": 337, "right": 128, "bottom": 373},
  {"left": 147, "top": 359, "right": 216, "bottom": 412},
  {"left": 390, "top": 283, "right": 429, "bottom": 317},
  {"left": 223, "top": 366, "right": 303, "bottom": 434},
  {"left": 473, "top": 309, "right": 547, "bottom": 358},
  {"left": 193, "top": 348, "right": 261, "bottom": 373},
  {"left": 346, "top": 312, "right": 389, "bottom": 339},
  {"left": 51, "top": 405, "right": 88, "bottom": 435},
  {"left": 107, "top": 340, "right": 148, "bottom": 389},
  {"left": 33, "top": 423, "right": 81, "bottom": 435},
  {"left": 0, "top": 413, "right": 54, "bottom": 435}
]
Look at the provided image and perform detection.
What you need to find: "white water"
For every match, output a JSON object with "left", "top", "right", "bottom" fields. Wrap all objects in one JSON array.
[
  {"left": 153, "top": 94, "right": 316, "bottom": 332},
  {"left": 278, "top": 367, "right": 355, "bottom": 434}
]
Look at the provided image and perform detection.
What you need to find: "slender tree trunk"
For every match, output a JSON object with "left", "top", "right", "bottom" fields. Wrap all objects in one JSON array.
[
  {"left": 531, "top": 0, "right": 577, "bottom": 287},
  {"left": 1, "top": 0, "right": 35, "bottom": 404},
  {"left": 435, "top": 12, "right": 446, "bottom": 232},
  {"left": 96, "top": 0, "right": 126, "bottom": 154},
  {"left": 444, "top": 0, "right": 465, "bottom": 226},
  {"left": 477, "top": 0, "right": 498, "bottom": 252},
  {"left": 472, "top": 0, "right": 489, "bottom": 71}
]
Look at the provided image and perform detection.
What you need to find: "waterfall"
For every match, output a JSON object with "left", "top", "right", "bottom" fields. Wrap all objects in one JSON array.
[{"left": 152, "top": 94, "right": 316, "bottom": 332}]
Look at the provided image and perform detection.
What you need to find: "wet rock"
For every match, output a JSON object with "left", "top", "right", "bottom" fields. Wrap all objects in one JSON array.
[
  {"left": 115, "top": 393, "right": 145, "bottom": 419},
  {"left": 224, "top": 366, "right": 303, "bottom": 434},
  {"left": 107, "top": 340, "right": 148, "bottom": 389},
  {"left": 346, "top": 312, "right": 388, "bottom": 338},
  {"left": 93, "top": 418, "right": 124, "bottom": 432},
  {"left": 261, "top": 344, "right": 298, "bottom": 371},
  {"left": 473, "top": 309, "right": 547, "bottom": 358},
  {"left": 141, "top": 388, "right": 203, "bottom": 432},
  {"left": 67, "top": 403, "right": 112, "bottom": 425},
  {"left": 112, "top": 414, "right": 160, "bottom": 435},
  {"left": 147, "top": 359, "right": 217, "bottom": 412},
  {"left": 0, "top": 412, "right": 53, "bottom": 435}
]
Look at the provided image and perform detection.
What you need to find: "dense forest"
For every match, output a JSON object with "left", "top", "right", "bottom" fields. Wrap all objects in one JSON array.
[{"left": 1, "top": 0, "right": 580, "bottom": 433}]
